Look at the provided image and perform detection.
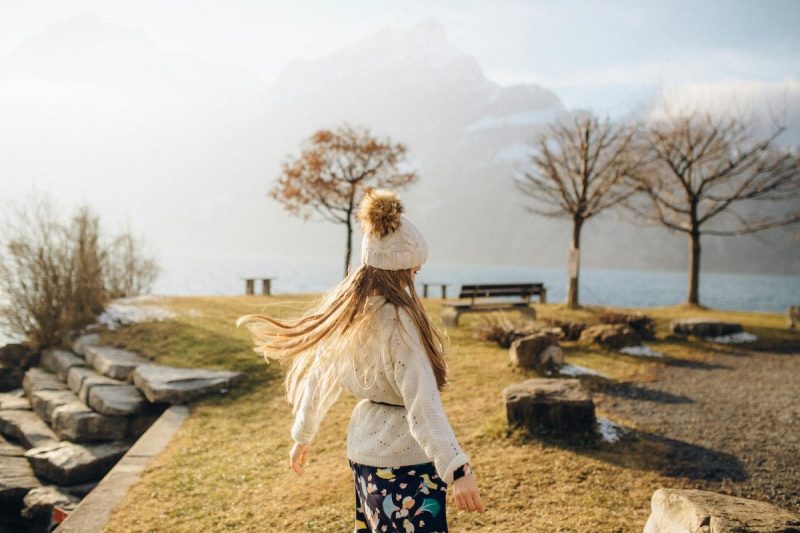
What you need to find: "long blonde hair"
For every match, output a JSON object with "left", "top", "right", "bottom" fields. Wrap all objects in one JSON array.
[{"left": 235, "top": 263, "right": 449, "bottom": 414}]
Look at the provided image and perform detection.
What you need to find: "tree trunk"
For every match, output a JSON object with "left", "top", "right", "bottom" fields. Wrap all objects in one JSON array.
[
  {"left": 687, "top": 228, "right": 701, "bottom": 305},
  {"left": 566, "top": 217, "right": 583, "bottom": 308},
  {"left": 344, "top": 215, "right": 353, "bottom": 278}
]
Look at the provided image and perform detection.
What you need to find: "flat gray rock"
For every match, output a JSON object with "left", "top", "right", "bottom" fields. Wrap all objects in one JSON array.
[
  {"left": 51, "top": 401, "right": 128, "bottom": 442},
  {"left": 85, "top": 346, "right": 151, "bottom": 381},
  {"left": 24, "top": 440, "right": 132, "bottom": 485},
  {"left": 0, "top": 409, "right": 60, "bottom": 449},
  {"left": 30, "top": 389, "right": 81, "bottom": 425},
  {"left": 644, "top": 488, "right": 800, "bottom": 533},
  {"left": 670, "top": 318, "right": 744, "bottom": 338},
  {"left": 132, "top": 363, "right": 243, "bottom": 403},
  {"left": 0, "top": 435, "right": 43, "bottom": 504},
  {"left": 22, "top": 368, "right": 68, "bottom": 401},
  {"left": 66, "top": 366, "right": 126, "bottom": 403},
  {"left": 0, "top": 389, "right": 32, "bottom": 411},
  {"left": 41, "top": 348, "right": 88, "bottom": 381},
  {"left": 21, "top": 484, "right": 80, "bottom": 520},
  {"left": 88, "top": 385, "right": 150, "bottom": 416},
  {"left": 71, "top": 333, "right": 101, "bottom": 356}
]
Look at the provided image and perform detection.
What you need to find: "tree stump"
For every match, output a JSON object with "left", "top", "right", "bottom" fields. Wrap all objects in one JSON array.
[{"left": 502, "top": 378, "right": 596, "bottom": 439}]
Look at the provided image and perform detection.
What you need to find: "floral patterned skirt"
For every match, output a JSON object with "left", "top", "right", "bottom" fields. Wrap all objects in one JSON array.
[{"left": 349, "top": 459, "right": 448, "bottom": 532}]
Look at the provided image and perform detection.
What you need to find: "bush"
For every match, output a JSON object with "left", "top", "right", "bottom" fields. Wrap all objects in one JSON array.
[
  {"left": 542, "top": 318, "right": 587, "bottom": 341},
  {"left": 473, "top": 312, "right": 540, "bottom": 349},
  {"left": 0, "top": 193, "right": 159, "bottom": 350},
  {"left": 598, "top": 309, "right": 655, "bottom": 340}
]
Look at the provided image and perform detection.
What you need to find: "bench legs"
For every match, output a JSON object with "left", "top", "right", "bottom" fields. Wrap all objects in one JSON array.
[{"left": 442, "top": 307, "right": 461, "bottom": 328}]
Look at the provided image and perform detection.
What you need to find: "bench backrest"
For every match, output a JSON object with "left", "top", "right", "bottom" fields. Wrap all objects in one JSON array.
[{"left": 458, "top": 283, "right": 544, "bottom": 302}]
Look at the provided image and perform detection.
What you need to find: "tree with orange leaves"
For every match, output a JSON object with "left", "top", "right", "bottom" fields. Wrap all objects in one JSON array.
[{"left": 270, "top": 124, "right": 418, "bottom": 277}]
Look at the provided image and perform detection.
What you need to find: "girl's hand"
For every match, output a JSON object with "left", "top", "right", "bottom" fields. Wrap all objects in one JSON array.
[
  {"left": 289, "top": 441, "right": 309, "bottom": 474},
  {"left": 453, "top": 470, "right": 485, "bottom": 513}
]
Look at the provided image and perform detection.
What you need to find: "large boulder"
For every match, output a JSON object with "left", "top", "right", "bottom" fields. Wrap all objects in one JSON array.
[
  {"left": 30, "top": 389, "right": 81, "bottom": 425},
  {"left": 509, "top": 333, "right": 563, "bottom": 374},
  {"left": 22, "top": 368, "right": 68, "bottom": 401},
  {"left": 0, "top": 409, "right": 60, "bottom": 449},
  {"left": 643, "top": 488, "right": 800, "bottom": 533},
  {"left": 578, "top": 324, "right": 641, "bottom": 349},
  {"left": 132, "top": 364, "right": 244, "bottom": 403},
  {"left": 21, "top": 485, "right": 80, "bottom": 524},
  {"left": 0, "top": 435, "right": 43, "bottom": 506},
  {"left": 0, "top": 363, "right": 24, "bottom": 392},
  {"left": 51, "top": 401, "right": 129, "bottom": 442},
  {"left": 24, "top": 440, "right": 132, "bottom": 485},
  {"left": 0, "top": 343, "right": 37, "bottom": 369},
  {"left": 65, "top": 366, "right": 127, "bottom": 403},
  {"left": 70, "top": 334, "right": 101, "bottom": 357},
  {"left": 84, "top": 346, "right": 151, "bottom": 381},
  {"left": 41, "top": 348, "right": 88, "bottom": 381},
  {"left": 0, "top": 389, "right": 32, "bottom": 411},
  {"left": 502, "top": 378, "right": 597, "bottom": 439},
  {"left": 670, "top": 318, "right": 743, "bottom": 338},
  {"left": 87, "top": 385, "right": 151, "bottom": 416}
]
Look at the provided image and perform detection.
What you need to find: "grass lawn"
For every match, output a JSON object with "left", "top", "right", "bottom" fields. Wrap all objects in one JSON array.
[{"left": 97, "top": 294, "right": 798, "bottom": 532}]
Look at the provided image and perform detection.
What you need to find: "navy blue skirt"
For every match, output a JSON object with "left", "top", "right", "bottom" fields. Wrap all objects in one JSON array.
[{"left": 349, "top": 459, "right": 449, "bottom": 532}]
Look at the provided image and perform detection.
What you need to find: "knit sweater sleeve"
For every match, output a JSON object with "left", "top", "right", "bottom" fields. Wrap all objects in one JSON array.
[
  {"left": 290, "top": 354, "right": 343, "bottom": 445},
  {"left": 390, "top": 307, "right": 470, "bottom": 485}
]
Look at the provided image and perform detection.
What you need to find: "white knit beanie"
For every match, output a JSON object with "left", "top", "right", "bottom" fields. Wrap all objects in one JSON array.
[{"left": 356, "top": 189, "right": 428, "bottom": 270}]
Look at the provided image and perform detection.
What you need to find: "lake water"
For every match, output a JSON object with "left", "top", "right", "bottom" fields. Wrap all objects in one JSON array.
[
  {"left": 154, "top": 252, "right": 798, "bottom": 313},
  {"left": 2, "top": 253, "right": 796, "bottom": 346}
]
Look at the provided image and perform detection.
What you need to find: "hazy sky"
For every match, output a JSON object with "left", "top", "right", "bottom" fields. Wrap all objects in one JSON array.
[
  {"left": 1, "top": 0, "right": 798, "bottom": 292},
  {"left": 2, "top": 0, "right": 798, "bottom": 113}
]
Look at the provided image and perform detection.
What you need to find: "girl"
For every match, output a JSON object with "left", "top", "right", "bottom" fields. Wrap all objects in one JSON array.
[{"left": 236, "top": 189, "right": 484, "bottom": 532}]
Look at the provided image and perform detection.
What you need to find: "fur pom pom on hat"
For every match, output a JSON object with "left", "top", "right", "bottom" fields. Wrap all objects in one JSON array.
[{"left": 356, "top": 189, "right": 428, "bottom": 270}]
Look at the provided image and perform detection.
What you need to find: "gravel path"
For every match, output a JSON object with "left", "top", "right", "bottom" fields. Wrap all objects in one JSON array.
[{"left": 593, "top": 346, "right": 800, "bottom": 514}]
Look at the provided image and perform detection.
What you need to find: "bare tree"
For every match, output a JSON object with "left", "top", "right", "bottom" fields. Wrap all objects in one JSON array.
[
  {"left": 270, "top": 124, "right": 418, "bottom": 277},
  {"left": 103, "top": 229, "right": 159, "bottom": 299},
  {"left": 0, "top": 192, "right": 160, "bottom": 349},
  {"left": 624, "top": 110, "right": 800, "bottom": 307},
  {"left": 513, "top": 112, "right": 640, "bottom": 308}
]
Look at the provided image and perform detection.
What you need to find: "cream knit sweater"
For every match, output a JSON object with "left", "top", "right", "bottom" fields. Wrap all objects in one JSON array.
[{"left": 290, "top": 295, "right": 470, "bottom": 485}]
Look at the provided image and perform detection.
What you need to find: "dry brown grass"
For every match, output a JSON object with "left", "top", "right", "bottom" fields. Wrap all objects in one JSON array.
[{"left": 98, "top": 295, "right": 797, "bottom": 532}]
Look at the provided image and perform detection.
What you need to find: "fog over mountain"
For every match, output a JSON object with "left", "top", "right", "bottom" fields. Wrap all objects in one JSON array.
[{"left": 1, "top": 14, "right": 797, "bottom": 277}]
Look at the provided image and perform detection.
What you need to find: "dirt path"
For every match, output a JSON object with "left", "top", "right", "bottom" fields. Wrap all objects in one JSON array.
[{"left": 594, "top": 346, "right": 800, "bottom": 514}]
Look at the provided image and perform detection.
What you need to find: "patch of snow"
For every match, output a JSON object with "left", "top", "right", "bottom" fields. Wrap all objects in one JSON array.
[
  {"left": 596, "top": 417, "right": 624, "bottom": 444},
  {"left": 619, "top": 344, "right": 664, "bottom": 358},
  {"left": 97, "top": 296, "right": 175, "bottom": 330},
  {"left": 559, "top": 364, "right": 610, "bottom": 379},
  {"left": 705, "top": 331, "right": 758, "bottom": 343}
]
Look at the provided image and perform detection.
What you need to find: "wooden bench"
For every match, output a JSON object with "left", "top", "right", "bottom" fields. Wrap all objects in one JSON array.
[{"left": 441, "top": 283, "right": 547, "bottom": 327}]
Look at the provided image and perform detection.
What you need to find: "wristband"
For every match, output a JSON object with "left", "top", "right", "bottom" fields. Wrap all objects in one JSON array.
[{"left": 452, "top": 463, "right": 472, "bottom": 481}]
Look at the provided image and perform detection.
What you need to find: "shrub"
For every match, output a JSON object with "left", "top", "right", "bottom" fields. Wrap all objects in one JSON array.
[
  {"left": 0, "top": 193, "right": 159, "bottom": 350},
  {"left": 597, "top": 309, "right": 655, "bottom": 340},
  {"left": 542, "top": 318, "right": 587, "bottom": 341},
  {"left": 473, "top": 312, "right": 540, "bottom": 349}
]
